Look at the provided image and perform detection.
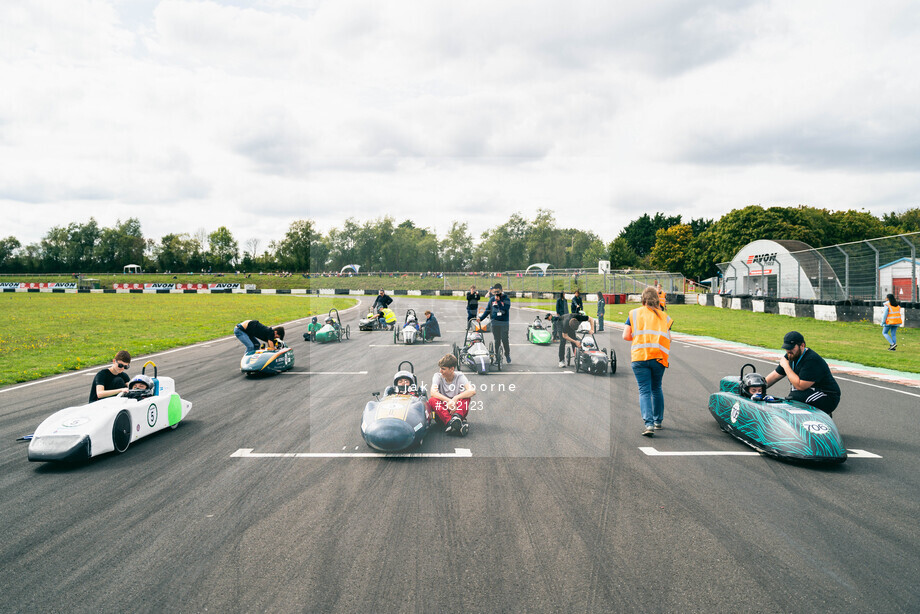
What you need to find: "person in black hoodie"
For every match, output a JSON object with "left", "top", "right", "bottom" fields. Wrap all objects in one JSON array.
[
  {"left": 554, "top": 292, "right": 568, "bottom": 341},
  {"left": 372, "top": 290, "right": 393, "bottom": 311},
  {"left": 477, "top": 284, "right": 512, "bottom": 363},
  {"left": 421, "top": 310, "right": 441, "bottom": 341},
  {"left": 571, "top": 289, "right": 584, "bottom": 314},
  {"left": 466, "top": 286, "right": 481, "bottom": 322}
]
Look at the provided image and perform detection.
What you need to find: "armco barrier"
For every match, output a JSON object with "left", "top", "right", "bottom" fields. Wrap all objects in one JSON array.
[{"left": 701, "top": 294, "right": 918, "bottom": 328}]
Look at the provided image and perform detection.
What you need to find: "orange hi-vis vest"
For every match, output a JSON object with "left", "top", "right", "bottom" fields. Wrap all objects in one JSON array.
[
  {"left": 629, "top": 307, "right": 673, "bottom": 367},
  {"left": 658, "top": 290, "right": 666, "bottom": 308},
  {"left": 885, "top": 304, "right": 902, "bottom": 326}
]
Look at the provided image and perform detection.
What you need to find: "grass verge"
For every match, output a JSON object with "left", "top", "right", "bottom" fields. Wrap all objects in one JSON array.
[{"left": 0, "top": 294, "right": 356, "bottom": 386}]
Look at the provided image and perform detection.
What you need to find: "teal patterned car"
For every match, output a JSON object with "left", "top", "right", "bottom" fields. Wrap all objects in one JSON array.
[{"left": 708, "top": 364, "right": 847, "bottom": 464}]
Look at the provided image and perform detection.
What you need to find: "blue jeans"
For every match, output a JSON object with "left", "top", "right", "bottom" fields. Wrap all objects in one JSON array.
[
  {"left": 883, "top": 324, "right": 899, "bottom": 345},
  {"left": 234, "top": 324, "right": 257, "bottom": 352},
  {"left": 632, "top": 359, "right": 666, "bottom": 427}
]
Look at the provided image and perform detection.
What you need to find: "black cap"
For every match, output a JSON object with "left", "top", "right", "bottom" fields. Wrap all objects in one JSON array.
[
  {"left": 493, "top": 283, "right": 502, "bottom": 291},
  {"left": 782, "top": 331, "right": 805, "bottom": 350}
]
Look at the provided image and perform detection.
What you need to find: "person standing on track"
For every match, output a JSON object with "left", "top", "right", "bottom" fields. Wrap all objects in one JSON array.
[
  {"left": 571, "top": 289, "right": 584, "bottom": 314},
  {"left": 623, "top": 287, "right": 673, "bottom": 436},
  {"left": 596, "top": 294, "right": 605, "bottom": 332},
  {"left": 466, "top": 286, "right": 481, "bottom": 322},
  {"left": 882, "top": 293, "right": 902, "bottom": 351},
  {"left": 554, "top": 292, "right": 568, "bottom": 340},
  {"left": 372, "top": 289, "right": 393, "bottom": 312},
  {"left": 89, "top": 350, "right": 132, "bottom": 402},
  {"left": 764, "top": 331, "right": 841, "bottom": 415},
  {"left": 477, "top": 283, "right": 512, "bottom": 363}
]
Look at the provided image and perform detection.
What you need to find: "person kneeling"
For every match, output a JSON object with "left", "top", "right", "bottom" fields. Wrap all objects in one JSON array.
[{"left": 428, "top": 354, "right": 476, "bottom": 436}]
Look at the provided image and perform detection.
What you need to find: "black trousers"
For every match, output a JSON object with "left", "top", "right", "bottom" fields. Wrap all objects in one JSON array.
[
  {"left": 492, "top": 322, "right": 510, "bottom": 359},
  {"left": 788, "top": 388, "right": 840, "bottom": 415}
]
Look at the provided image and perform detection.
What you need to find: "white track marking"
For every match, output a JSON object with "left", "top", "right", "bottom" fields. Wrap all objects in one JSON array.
[
  {"left": 231, "top": 447, "right": 472, "bottom": 458},
  {"left": 484, "top": 371, "right": 575, "bottom": 375},
  {"left": 639, "top": 446, "right": 881, "bottom": 458},
  {"left": 281, "top": 371, "right": 369, "bottom": 375},
  {"left": 368, "top": 344, "right": 449, "bottom": 347}
]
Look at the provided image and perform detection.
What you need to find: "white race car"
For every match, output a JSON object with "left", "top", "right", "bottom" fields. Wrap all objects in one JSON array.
[{"left": 28, "top": 362, "right": 193, "bottom": 462}]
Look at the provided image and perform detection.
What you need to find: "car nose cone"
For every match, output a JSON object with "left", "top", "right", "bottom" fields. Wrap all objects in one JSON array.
[{"left": 364, "top": 418, "right": 417, "bottom": 452}]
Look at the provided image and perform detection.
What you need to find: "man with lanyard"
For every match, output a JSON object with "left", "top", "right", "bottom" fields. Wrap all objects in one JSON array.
[
  {"left": 764, "top": 331, "right": 841, "bottom": 415},
  {"left": 477, "top": 283, "right": 512, "bottom": 363}
]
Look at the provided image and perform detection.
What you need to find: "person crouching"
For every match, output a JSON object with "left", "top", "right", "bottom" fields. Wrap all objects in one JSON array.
[{"left": 428, "top": 354, "right": 476, "bottom": 436}]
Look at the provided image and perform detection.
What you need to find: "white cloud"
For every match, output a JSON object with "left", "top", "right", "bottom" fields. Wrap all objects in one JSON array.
[{"left": 2, "top": 0, "right": 919, "bottom": 251}]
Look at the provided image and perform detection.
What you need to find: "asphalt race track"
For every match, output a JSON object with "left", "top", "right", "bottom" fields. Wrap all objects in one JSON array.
[{"left": 1, "top": 298, "right": 918, "bottom": 613}]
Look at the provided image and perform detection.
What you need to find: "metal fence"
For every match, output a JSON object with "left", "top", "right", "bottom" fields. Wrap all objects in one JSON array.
[
  {"left": 441, "top": 269, "right": 686, "bottom": 295},
  {"left": 717, "top": 232, "right": 920, "bottom": 301}
]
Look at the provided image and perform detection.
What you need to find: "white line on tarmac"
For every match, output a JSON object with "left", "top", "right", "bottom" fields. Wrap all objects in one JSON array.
[
  {"left": 368, "top": 344, "right": 450, "bottom": 347},
  {"left": 484, "top": 371, "right": 575, "bottom": 375},
  {"left": 639, "top": 447, "right": 881, "bottom": 458},
  {"left": 282, "top": 371, "right": 369, "bottom": 375},
  {"left": 230, "top": 447, "right": 473, "bottom": 458}
]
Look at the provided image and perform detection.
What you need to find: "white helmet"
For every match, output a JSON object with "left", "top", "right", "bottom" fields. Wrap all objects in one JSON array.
[{"left": 393, "top": 370, "right": 418, "bottom": 394}]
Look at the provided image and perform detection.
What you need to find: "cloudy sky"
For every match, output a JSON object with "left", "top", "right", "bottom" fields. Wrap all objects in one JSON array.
[{"left": 2, "top": 0, "right": 919, "bottom": 250}]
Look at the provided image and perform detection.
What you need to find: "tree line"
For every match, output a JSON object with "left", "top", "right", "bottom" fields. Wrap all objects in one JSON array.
[{"left": 1, "top": 206, "right": 918, "bottom": 278}]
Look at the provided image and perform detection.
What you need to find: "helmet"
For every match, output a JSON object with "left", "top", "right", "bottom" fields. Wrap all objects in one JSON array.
[
  {"left": 126, "top": 374, "right": 154, "bottom": 398},
  {"left": 469, "top": 332, "right": 483, "bottom": 343},
  {"left": 741, "top": 372, "right": 767, "bottom": 397},
  {"left": 407, "top": 313, "right": 417, "bottom": 323},
  {"left": 582, "top": 338, "right": 596, "bottom": 350},
  {"left": 129, "top": 374, "right": 154, "bottom": 390},
  {"left": 311, "top": 316, "right": 317, "bottom": 324},
  {"left": 325, "top": 317, "right": 333, "bottom": 324},
  {"left": 393, "top": 370, "right": 418, "bottom": 394}
]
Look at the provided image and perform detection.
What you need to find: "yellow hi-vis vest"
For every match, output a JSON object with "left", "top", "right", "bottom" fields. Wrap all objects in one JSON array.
[
  {"left": 885, "top": 304, "right": 902, "bottom": 325},
  {"left": 629, "top": 306, "right": 673, "bottom": 367},
  {"left": 381, "top": 308, "right": 397, "bottom": 324}
]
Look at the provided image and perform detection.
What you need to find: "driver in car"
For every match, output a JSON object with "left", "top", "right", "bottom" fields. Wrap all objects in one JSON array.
[
  {"left": 741, "top": 372, "right": 772, "bottom": 401},
  {"left": 124, "top": 374, "right": 155, "bottom": 398}
]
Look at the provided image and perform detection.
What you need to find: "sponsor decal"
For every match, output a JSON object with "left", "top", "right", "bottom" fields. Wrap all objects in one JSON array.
[
  {"left": 746, "top": 252, "right": 778, "bottom": 265},
  {"left": 176, "top": 283, "right": 207, "bottom": 290},
  {"left": 730, "top": 401, "right": 741, "bottom": 423},
  {"left": 749, "top": 269, "right": 773, "bottom": 275},
  {"left": 113, "top": 283, "right": 145, "bottom": 289},
  {"left": 802, "top": 421, "right": 830, "bottom": 434},
  {"left": 210, "top": 283, "right": 240, "bottom": 289},
  {"left": 0, "top": 282, "right": 20, "bottom": 288},
  {"left": 136, "top": 424, "right": 141, "bottom": 432},
  {"left": 147, "top": 404, "right": 158, "bottom": 427},
  {"left": 149, "top": 283, "right": 175, "bottom": 289},
  {"left": 62, "top": 417, "right": 90, "bottom": 428}
]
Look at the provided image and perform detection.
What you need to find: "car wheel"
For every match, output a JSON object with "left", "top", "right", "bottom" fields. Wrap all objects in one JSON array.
[
  {"left": 112, "top": 410, "right": 132, "bottom": 453},
  {"left": 574, "top": 350, "right": 581, "bottom": 373},
  {"left": 565, "top": 345, "right": 572, "bottom": 366},
  {"left": 610, "top": 350, "right": 617, "bottom": 375},
  {"left": 345, "top": 325, "right": 351, "bottom": 339}
]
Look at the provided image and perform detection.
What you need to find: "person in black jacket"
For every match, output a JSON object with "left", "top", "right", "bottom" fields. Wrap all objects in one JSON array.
[
  {"left": 234, "top": 320, "right": 285, "bottom": 352},
  {"left": 466, "top": 286, "right": 481, "bottom": 322},
  {"left": 764, "top": 331, "right": 841, "bottom": 415},
  {"left": 554, "top": 292, "right": 568, "bottom": 340},
  {"left": 571, "top": 289, "right": 584, "bottom": 314},
  {"left": 421, "top": 310, "right": 441, "bottom": 341},
  {"left": 478, "top": 284, "right": 512, "bottom": 363},
  {"left": 372, "top": 290, "right": 393, "bottom": 311}
]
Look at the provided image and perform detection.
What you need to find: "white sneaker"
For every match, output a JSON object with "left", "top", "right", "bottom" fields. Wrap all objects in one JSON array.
[{"left": 558, "top": 361, "right": 565, "bottom": 368}]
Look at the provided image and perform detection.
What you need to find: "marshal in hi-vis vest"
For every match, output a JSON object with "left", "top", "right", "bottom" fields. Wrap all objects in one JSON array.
[
  {"left": 885, "top": 304, "right": 902, "bottom": 326},
  {"left": 629, "top": 307, "right": 673, "bottom": 367}
]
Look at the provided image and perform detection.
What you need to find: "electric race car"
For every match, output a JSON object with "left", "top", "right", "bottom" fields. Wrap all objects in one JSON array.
[
  {"left": 394, "top": 309, "right": 427, "bottom": 344},
  {"left": 313, "top": 308, "right": 350, "bottom": 343},
  {"left": 525, "top": 315, "right": 553, "bottom": 345},
  {"left": 453, "top": 319, "right": 500, "bottom": 374},
  {"left": 28, "top": 362, "right": 193, "bottom": 462},
  {"left": 708, "top": 364, "right": 847, "bottom": 464},
  {"left": 241, "top": 339, "right": 294, "bottom": 376},
  {"left": 565, "top": 321, "right": 616, "bottom": 375},
  {"left": 361, "top": 361, "right": 431, "bottom": 452},
  {"left": 359, "top": 310, "right": 387, "bottom": 331}
]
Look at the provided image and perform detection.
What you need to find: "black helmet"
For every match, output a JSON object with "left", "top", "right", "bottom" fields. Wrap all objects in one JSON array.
[
  {"left": 393, "top": 370, "right": 418, "bottom": 394},
  {"left": 742, "top": 372, "right": 767, "bottom": 397},
  {"left": 311, "top": 316, "right": 317, "bottom": 324}
]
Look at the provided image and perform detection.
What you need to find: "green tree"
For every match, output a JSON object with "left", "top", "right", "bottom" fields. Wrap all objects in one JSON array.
[
  {"left": 274, "top": 219, "right": 317, "bottom": 271},
  {"left": 0, "top": 236, "right": 21, "bottom": 271},
  {"left": 95, "top": 218, "right": 145, "bottom": 271},
  {"left": 208, "top": 226, "right": 239, "bottom": 269},
  {"left": 607, "top": 237, "right": 639, "bottom": 268},
  {"left": 618, "top": 212, "right": 682, "bottom": 257},
  {"left": 440, "top": 221, "right": 473, "bottom": 271},
  {"left": 650, "top": 224, "right": 693, "bottom": 272},
  {"left": 581, "top": 239, "right": 608, "bottom": 269}
]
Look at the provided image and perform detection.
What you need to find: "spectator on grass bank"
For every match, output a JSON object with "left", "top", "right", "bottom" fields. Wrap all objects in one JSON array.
[
  {"left": 89, "top": 351, "right": 131, "bottom": 402},
  {"left": 623, "top": 287, "right": 673, "bottom": 436},
  {"left": 882, "top": 294, "right": 902, "bottom": 351}
]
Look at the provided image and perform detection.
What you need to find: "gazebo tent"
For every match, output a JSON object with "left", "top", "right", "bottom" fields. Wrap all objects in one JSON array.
[{"left": 123, "top": 264, "right": 142, "bottom": 274}]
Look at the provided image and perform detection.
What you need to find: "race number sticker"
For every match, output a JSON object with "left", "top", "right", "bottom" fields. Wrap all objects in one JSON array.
[
  {"left": 61, "top": 417, "right": 90, "bottom": 428},
  {"left": 730, "top": 402, "right": 741, "bottom": 424},
  {"left": 147, "top": 404, "right": 158, "bottom": 427},
  {"left": 802, "top": 421, "right": 830, "bottom": 434}
]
